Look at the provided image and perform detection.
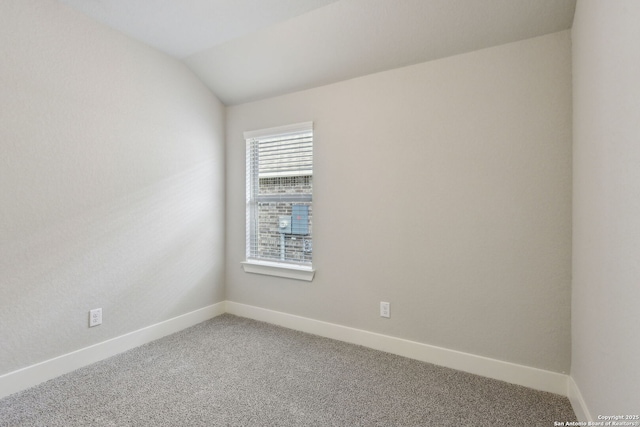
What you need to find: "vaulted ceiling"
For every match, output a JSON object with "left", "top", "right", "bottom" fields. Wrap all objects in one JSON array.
[{"left": 59, "top": 0, "right": 576, "bottom": 105}]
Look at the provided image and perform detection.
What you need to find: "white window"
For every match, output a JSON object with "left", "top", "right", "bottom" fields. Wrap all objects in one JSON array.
[{"left": 241, "top": 122, "right": 315, "bottom": 281}]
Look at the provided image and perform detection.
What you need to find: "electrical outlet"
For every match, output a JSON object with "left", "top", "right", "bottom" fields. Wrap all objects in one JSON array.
[
  {"left": 89, "top": 308, "right": 102, "bottom": 327},
  {"left": 380, "top": 301, "right": 390, "bottom": 318}
]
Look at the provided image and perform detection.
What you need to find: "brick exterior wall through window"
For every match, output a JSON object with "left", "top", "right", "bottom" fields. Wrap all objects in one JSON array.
[{"left": 257, "top": 175, "right": 312, "bottom": 263}]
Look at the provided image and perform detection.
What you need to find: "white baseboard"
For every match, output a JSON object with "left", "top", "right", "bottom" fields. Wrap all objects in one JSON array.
[
  {"left": 567, "top": 376, "right": 592, "bottom": 422},
  {"left": 1, "top": 301, "right": 572, "bottom": 402},
  {"left": 226, "top": 301, "right": 569, "bottom": 396},
  {"left": 0, "top": 302, "right": 226, "bottom": 399}
]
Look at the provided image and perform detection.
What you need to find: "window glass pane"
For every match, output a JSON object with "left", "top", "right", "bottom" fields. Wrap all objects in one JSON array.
[{"left": 246, "top": 125, "right": 313, "bottom": 266}]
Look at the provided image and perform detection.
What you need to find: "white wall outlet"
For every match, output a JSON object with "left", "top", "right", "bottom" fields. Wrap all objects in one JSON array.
[
  {"left": 89, "top": 308, "right": 102, "bottom": 327},
  {"left": 380, "top": 301, "right": 390, "bottom": 318}
]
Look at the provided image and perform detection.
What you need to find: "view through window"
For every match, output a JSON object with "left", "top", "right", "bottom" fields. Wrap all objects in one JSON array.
[{"left": 245, "top": 122, "right": 313, "bottom": 267}]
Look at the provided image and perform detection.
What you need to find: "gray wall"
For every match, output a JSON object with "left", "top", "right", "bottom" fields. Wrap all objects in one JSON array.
[
  {"left": 0, "top": 0, "right": 226, "bottom": 375},
  {"left": 226, "top": 31, "right": 573, "bottom": 373},
  {"left": 572, "top": 0, "right": 640, "bottom": 415}
]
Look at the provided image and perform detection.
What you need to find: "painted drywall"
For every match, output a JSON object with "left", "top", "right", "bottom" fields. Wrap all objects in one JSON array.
[
  {"left": 0, "top": 0, "right": 225, "bottom": 375},
  {"left": 226, "top": 31, "right": 572, "bottom": 373},
  {"left": 571, "top": 0, "right": 640, "bottom": 416}
]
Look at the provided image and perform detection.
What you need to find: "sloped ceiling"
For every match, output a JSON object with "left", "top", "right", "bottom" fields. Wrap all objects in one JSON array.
[{"left": 58, "top": 0, "right": 576, "bottom": 105}]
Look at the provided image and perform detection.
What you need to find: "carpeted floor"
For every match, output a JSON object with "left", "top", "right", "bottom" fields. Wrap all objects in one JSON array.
[{"left": 0, "top": 314, "right": 576, "bottom": 426}]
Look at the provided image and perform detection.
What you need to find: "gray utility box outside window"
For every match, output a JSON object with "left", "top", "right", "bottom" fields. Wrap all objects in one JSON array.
[
  {"left": 278, "top": 216, "right": 291, "bottom": 234},
  {"left": 278, "top": 205, "right": 309, "bottom": 235},
  {"left": 291, "top": 205, "right": 309, "bottom": 235}
]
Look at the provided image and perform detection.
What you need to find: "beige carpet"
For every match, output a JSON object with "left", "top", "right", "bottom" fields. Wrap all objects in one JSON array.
[{"left": 0, "top": 314, "right": 576, "bottom": 426}]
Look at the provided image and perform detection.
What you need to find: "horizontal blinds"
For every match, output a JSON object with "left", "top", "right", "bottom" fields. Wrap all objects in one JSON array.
[{"left": 254, "top": 133, "right": 313, "bottom": 178}]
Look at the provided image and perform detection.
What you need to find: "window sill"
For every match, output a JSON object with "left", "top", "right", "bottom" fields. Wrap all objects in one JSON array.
[{"left": 241, "top": 260, "right": 315, "bottom": 282}]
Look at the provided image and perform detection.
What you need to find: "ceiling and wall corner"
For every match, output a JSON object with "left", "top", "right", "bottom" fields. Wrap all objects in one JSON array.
[
  {"left": 56, "top": 0, "right": 341, "bottom": 58},
  {"left": 58, "top": 0, "right": 576, "bottom": 105}
]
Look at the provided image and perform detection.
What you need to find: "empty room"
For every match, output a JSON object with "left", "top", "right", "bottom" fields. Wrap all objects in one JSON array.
[{"left": 1, "top": 0, "right": 638, "bottom": 425}]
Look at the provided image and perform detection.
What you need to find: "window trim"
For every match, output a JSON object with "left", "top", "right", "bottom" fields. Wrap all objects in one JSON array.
[
  {"left": 243, "top": 121, "right": 313, "bottom": 141},
  {"left": 243, "top": 122, "right": 315, "bottom": 281},
  {"left": 241, "top": 260, "right": 315, "bottom": 281}
]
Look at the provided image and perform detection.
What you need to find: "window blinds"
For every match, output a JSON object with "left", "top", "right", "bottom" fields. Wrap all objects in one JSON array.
[{"left": 256, "top": 133, "right": 313, "bottom": 178}]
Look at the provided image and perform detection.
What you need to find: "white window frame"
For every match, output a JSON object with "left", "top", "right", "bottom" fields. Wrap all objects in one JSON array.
[{"left": 241, "top": 122, "right": 315, "bottom": 281}]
